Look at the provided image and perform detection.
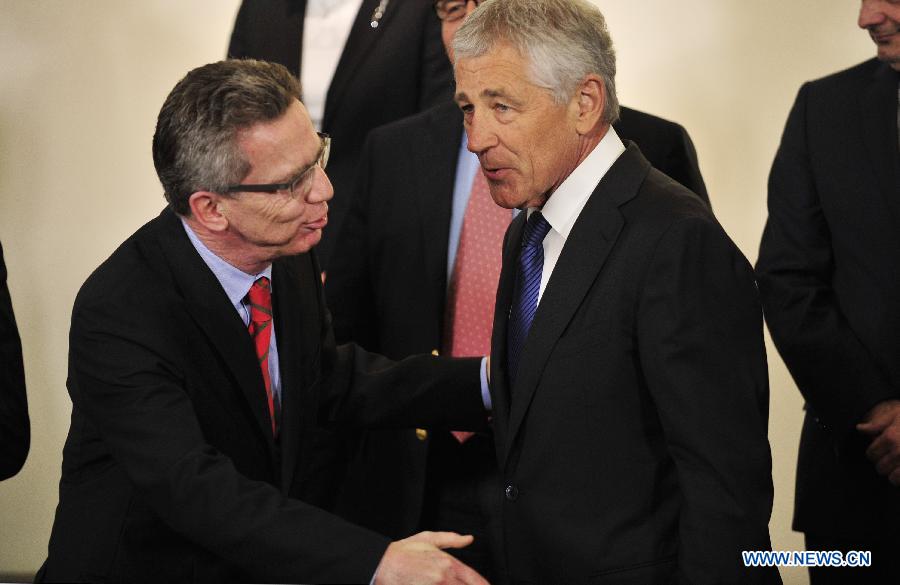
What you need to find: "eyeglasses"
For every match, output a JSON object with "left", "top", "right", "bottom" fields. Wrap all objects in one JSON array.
[
  {"left": 225, "top": 132, "right": 331, "bottom": 198},
  {"left": 433, "top": 0, "right": 482, "bottom": 22}
]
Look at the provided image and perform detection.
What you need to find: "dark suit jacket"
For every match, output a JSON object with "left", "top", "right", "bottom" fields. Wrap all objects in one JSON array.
[
  {"left": 0, "top": 241, "right": 29, "bottom": 480},
  {"left": 228, "top": 0, "right": 453, "bottom": 270},
  {"left": 488, "top": 145, "right": 777, "bottom": 584},
  {"left": 756, "top": 58, "right": 900, "bottom": 538},
  {"left": 39, "top": 208, "right": 483, "bottom": 583},
  {"left": 326, "top": 101, "right": 712, "bottom": 540}
]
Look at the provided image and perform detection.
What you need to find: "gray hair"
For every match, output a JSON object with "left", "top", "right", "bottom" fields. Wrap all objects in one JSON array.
[
  {"left": 152, "top": 59, "right": 302, "bottom": 215},
  {"left": 453, "top": 0, "right": 619, "bottom": 124}
]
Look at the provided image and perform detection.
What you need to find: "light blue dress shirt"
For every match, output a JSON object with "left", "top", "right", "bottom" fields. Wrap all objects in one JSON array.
[{"left": 181, "top": 220, "right": 283, "bottom": 422}]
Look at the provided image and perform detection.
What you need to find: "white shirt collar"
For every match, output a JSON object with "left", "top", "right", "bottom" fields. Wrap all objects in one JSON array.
[{"left": 532, "top": 126, "right": 625, "bottom": 238}]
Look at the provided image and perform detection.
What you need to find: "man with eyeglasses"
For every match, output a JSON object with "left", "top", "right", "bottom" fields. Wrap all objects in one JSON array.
[
  {"left": 37, "top": 59, "right": 490, "bottom": 585},
  {"left": 327, "top": 0, "right": 712, "bottom": 580}
]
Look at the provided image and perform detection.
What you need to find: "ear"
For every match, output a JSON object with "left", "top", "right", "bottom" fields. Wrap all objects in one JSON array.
[
  {"left": 573, "top": 74, "right": 606, "bottom": 135},
  {"left": 187, "top": 191, "right": 230, "bottom": 233}
]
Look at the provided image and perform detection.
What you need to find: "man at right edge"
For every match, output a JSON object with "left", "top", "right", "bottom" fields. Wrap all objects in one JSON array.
[{"left": 757, "top": 1, "right": 900, "bottom": 582}]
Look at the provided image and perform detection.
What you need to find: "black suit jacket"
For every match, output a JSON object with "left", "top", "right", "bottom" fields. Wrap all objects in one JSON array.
[
  {"left": 39, "top": 208, "right": 483, "bottom": 583},
  {"left": 488, "top": 145, "right": 777, "bottom": 584},
  {"left": 228, "top": 0, "right": 453, "bottom": 270},
  {"left": 326, "top": 101, "right": 712, "bottom": 540},
  {"left": 0, "top": 241, "right": 29, "bottom": 480},
  {"left": 756, "top": 59, "right": 900, "bottom": 538}
]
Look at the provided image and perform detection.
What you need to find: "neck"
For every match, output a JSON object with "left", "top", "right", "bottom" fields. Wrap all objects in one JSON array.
[
  {"left": 184, "top": 217, "right": 272, "bottom": 275},
  {"left": 537, "top": 124, "right": 608, "bottom": 208}
]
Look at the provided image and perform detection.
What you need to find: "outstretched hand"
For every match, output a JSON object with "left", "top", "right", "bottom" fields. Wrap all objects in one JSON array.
[{"left": 374, "top": 531, "right": 490, "bottom": 585}]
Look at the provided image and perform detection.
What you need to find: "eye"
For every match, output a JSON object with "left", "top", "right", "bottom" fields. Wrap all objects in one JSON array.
[
  {"left": 289, "top": 167, "right": 316, "bottom": 197},
  {"left": 494, "top": 103, "right": 510, "bottom": 113},
  {"left": 446, "top": 3, "right": 465, "bottom": 17}
]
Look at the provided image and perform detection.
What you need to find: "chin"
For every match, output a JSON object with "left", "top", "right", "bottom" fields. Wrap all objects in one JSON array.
[
  {"left": 292, "top": 229, "right": 323, "bottom": 255},
  {"left": 487, "top": 184, "right": 525, "bottom": 210}
]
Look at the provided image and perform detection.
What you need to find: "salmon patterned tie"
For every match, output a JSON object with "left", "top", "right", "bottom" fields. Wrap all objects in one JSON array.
[
  {"left": 247, "top": 276, "right": 276, "bottom": 435},
  {"left": 445, "top": 168, "right": 510, "bottom": 442}
]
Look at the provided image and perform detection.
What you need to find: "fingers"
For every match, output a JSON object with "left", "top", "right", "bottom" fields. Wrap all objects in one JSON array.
[
  {"left": 864, "top": 426, "right": 900, "bottom": 484},
  {"left": 890, "top": 466, "right": 900, "bottom": 487},
  {"left": 410, "top": 531, "right": 475, "bottom": 550},
  {"left": 857, "top": 421, "right": 884, "bottom": 435},
  {"left": 865, "top": 433, "right": 890, "bottom": 462},
  {"left": 375, "top": 537, "right": 489, "bottom": 585}
]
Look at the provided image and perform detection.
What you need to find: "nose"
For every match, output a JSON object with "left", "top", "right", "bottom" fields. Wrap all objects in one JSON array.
[
  {"left": 858, "top": 0, "right": 885, "bottom": 29},
  {"left": 307, "top": 165, "right": 333, "bottom": 204},
  {"left": 465, "top": 111, "right": 498, "bottom": 156},
  {"left": 464, "top": 0, "right": 478, "bottom": 17}
]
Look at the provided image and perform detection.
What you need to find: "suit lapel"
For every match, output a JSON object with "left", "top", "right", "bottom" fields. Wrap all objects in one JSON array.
[
  {"left": 490, "top": 212, "right": 525, "bottom": 462},
  {"left": 322, "top": 0, "right": 398, "bottom": 130},
  {"left": 501, "top": 145, "right": 651, "bottom": 468},
  {"left": 860, "top": 61, "right": 900, "bottom": 228},
  {"left": 272, "top": 254, "right": 321, "bottom": 491},
  {"left": 415, "top": 103, "right": 465, "bottom": 328},
  {"left": 155, "top": 210, "right": 276, "bottom": 454}
]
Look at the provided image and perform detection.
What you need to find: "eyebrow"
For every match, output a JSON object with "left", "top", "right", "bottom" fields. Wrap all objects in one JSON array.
[{"left": 454, "top": 88, "right": 524, "bottom": 108}]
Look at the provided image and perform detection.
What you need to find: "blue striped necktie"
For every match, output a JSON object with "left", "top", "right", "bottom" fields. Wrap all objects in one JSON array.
[{"left": 507, "top": 211, "right": 552, "bottom": 386}]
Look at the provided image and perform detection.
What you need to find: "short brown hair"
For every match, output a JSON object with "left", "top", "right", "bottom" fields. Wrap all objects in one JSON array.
[{"left": 152, "top": 59, "right": 302, "bottom": 215}]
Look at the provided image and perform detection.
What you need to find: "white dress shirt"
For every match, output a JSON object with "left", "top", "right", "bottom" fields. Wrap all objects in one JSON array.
[
  {"left": 529, "top": 127, "right": 626, "bottom": 304},
  {"left": 301, "top": 0, "right": 363, "bottom": 129}
]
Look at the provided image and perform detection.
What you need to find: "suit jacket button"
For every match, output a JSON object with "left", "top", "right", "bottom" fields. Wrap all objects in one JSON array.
[
  {"left": 415, "top": 428, "right": 428, "bottom": 441},
  {"left": 505, "top": 484, "right": 519, "bottom": 501}
]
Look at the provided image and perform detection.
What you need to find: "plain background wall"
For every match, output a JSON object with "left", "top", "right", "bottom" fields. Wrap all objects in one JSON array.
[{"left": 0, "top": 1, "right": 877, "bottom": 582}]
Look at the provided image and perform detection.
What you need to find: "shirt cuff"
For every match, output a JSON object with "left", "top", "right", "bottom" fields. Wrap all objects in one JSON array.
[{"left": 480, "top": 356, "right": 492, "bottom": 411}]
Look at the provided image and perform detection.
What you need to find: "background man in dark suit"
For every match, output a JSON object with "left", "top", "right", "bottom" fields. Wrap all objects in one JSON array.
[
  {"left": 228, "top": 0, "right": 453, "bottom": 270},
  {"left": 756, "top": 1, "right": 900, "bottom": 582},
  {"left": 0, "top": 240, "right": 29, "bottom": 481},
  {"left": 37, "top": 59, "right": 490, "bottom": 584},
  {"left": 455, "top": 0, "right": 777, "bottom": 582},
  {"left": 327, "top": 0, "right": 712, "bottom": 580}
]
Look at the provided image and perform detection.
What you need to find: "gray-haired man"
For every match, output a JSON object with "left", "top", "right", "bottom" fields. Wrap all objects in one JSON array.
[{"left": 454, "top": 0, "right": 780, "bottom": 582}]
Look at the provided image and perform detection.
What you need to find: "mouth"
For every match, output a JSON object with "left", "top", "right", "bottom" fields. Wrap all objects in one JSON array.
[
  {"left": 871, "top": 29, "right": 899, "bottom": 44},
  {"left": 480, "top": 164, "right": 511, "bottom": 182},
  {"left": 305, "top": 213, "right": 328, "bottom": 230}
]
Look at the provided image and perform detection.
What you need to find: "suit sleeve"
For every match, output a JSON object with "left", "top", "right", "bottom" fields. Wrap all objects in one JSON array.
[
  {"left": 0, "top": 241, "right": 29, "bottom": 481},
  {"left": 638, "top": 217, "right": 778, "bottom": 584},
  {"left": 315, "top": 249, "right": 486, "bottom": 431},
  {"left": 68, "top": 297, "right": 391, "bottom": 583},
  {"left": 756, "top": 83, "right": 898, "bottom": 437},
  {"left": 662, "top": 125, "right": 710, "bottom": 207}
]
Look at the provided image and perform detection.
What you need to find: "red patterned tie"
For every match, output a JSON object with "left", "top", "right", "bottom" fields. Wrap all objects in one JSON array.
[
  {"left": 247, "top": 277, "right": 276, "bottom": 435},
  {"left": 445, "top": 169, "right": 510, "bottom": 442}
]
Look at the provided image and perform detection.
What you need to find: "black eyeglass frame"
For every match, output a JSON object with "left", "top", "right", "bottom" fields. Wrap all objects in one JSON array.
[
  {"left": 433, "top": 0, "right": 482, "bottom": 22},
  {"left": 224, "top": 132, "right": 331, "bottom": 197}
]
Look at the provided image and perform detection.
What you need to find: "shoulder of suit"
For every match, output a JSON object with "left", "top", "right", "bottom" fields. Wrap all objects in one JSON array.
[
  {"left": 73, "top": 212, "right": 179, "bottom": 315},
  {"left": 624, "top": 167, "right": 714, "bottom": 227},
  {"left": 368, "top": 101, "right": 459, "bottom": 144},
  {"left": 615, "top": 105, "right": 687, "bottom": 141},
  {"left": 807, "top": 57, "right": 883, "bottom": 91}
]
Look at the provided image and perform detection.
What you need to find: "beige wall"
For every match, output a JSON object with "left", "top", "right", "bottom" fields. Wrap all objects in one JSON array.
[{"left": 0, "top": 1, "right": 877, "bottom": 582}]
